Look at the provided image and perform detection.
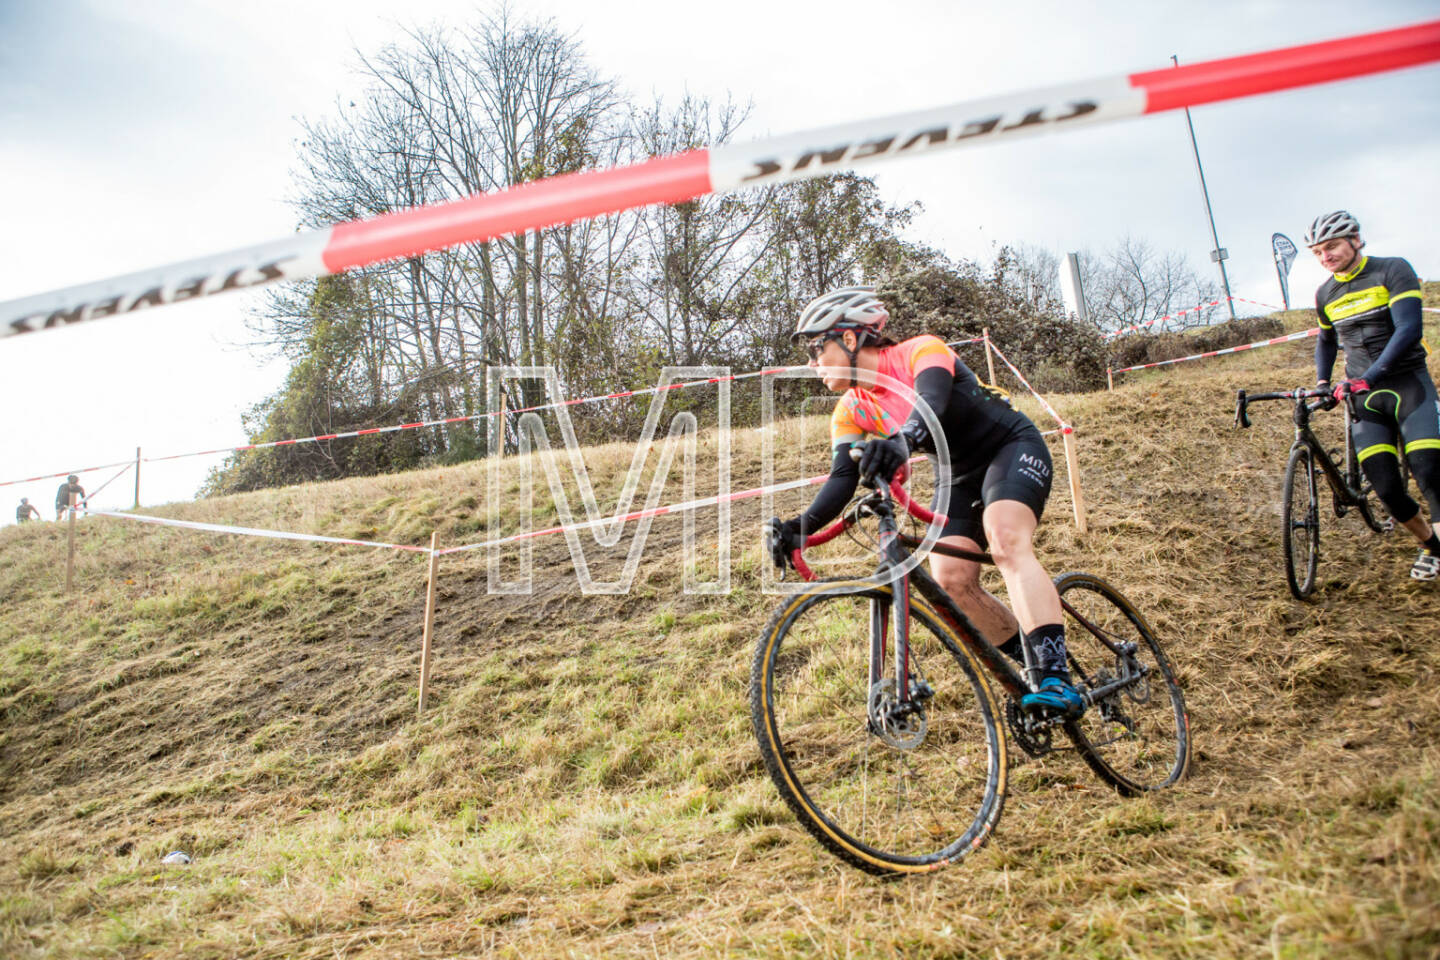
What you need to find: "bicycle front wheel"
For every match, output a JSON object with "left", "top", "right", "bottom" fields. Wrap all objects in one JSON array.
[
  {"left": 1056, "top": 573, "right": 1191, "bottom": 795},
  {"left": 750, "top": 580, "right": 1006, "bottom": 876},
  {"left": 1282, "top": 444, "right": 1321, "bottom": 599}
]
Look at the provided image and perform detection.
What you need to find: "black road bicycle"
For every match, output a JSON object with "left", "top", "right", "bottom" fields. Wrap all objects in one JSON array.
[
  {"left": 1235, "top": 388, "right": 1403, "bottom": 600},
  {"left": 751, "top": 454, "right": 1191, "bottom": 876}
]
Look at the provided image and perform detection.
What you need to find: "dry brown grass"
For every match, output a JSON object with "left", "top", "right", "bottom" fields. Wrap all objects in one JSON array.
[{"left": 1, "top": 297, "right": 1438, "bottom": 958}]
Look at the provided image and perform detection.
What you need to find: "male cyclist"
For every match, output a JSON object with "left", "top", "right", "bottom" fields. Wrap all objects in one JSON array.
[
  {"left": 54, "top": 475, "right": 86, "bottom": 521},
  {"left": 1307, "top": 209, "right": 1440, "bottom": 580},
  {"left": 764, "top": 287, "right": 1083, "bottom": 717}
]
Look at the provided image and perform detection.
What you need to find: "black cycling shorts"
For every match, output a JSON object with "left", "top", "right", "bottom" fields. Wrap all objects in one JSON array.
[
  {"left": 927, "top": 428, "right": 1053, "bottom": 547},
  {"left": 1350, "top": 367, "right": 1440, "bottom": 521}
]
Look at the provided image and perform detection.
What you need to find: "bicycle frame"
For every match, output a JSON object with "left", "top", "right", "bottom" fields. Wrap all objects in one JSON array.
[
  {"left": 1236, "top": 388, "right": 1369, "bottom": 505},
  {"left": 789, "top": 470, "right": 1142, "bottom": 712}
]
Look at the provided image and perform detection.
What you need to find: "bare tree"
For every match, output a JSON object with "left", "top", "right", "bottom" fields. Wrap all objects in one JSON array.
[
  {"left": 1003, "top": 238, "right": 1221, "bottom": 334},
  {"left": 626, "top": 94, "right": 776, "bottom": 366}
]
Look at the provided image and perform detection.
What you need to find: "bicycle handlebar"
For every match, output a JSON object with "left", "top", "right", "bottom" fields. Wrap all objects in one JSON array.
[
  {"left": 787, "top": 444, "right": 950, "bottom": 580},
  {"left": 1234, "top": 387, "right": 1333, "bottom": 429}
]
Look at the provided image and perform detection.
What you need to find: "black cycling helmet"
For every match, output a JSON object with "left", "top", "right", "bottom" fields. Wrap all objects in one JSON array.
[
  {"left": 20, "top": 497, "right": 28, "bottom": 504},
  {"left": 1303, "top": 210, "right": 1361, "bottom": 247},
  {"left": 67, "top": 474, "right": 78, "bottom": 483}
]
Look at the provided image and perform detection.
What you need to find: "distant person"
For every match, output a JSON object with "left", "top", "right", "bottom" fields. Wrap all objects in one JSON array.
[
  {"left": 1307, "top": 209, "right": 1440, "bottom": 581},
  {"left": 16, "top": 498, "right": 40, "bottom": 523},
  {"left": 54, "top": 474, "right": 86, "bottom": 521}
]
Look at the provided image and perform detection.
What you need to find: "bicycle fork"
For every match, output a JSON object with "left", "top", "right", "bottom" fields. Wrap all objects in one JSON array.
[{"left": 865, "top": 525, "right": 934, "bottom": 749}]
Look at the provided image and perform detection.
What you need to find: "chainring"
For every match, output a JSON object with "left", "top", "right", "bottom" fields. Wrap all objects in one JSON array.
[{"left": 1005, "top": 698, "right": 1055, "bottom": 758}]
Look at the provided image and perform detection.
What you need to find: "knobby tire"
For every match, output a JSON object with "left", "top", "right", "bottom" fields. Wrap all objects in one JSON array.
[
  {"left": 750, "top": 579, "right": 1006, "bottom": 876},
  {"left": 1283, "top": 445, "right": 1321, "bottom": 599},
  {"left": 1055, "top": 572, "right": 1191, "bottom": 795}
]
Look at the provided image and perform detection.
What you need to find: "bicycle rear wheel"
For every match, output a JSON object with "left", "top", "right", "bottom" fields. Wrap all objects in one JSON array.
[
  {"left": 1283, "top": 445, "right": 1321, "bottom": 599},
  {"left": 1055, "top": 573, "right": 1190, "bottom": 795},
  {"left": 750, "top": 580, "right": 1006, "bottom": 876}
]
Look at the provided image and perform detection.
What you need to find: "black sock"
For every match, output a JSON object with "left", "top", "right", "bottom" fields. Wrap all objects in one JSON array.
[
  {"left": 997, "top": 630, "right": 1024, "bottom": 665},
  {"left": 1423, "top": 533, "right": 1440, "bottom": 555},
  {"left": 1029, "top": 623, "right": 1068, "bottom": 681}
]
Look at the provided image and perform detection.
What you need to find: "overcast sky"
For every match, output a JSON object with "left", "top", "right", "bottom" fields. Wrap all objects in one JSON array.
[{"left": 2, "top": 0, "right": 1437, "bottom": 522}]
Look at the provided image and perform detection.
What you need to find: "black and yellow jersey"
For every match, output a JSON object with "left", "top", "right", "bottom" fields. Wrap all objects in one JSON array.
[{"left": 1315, "top": 255, "right": 1426, "bottom": 380}]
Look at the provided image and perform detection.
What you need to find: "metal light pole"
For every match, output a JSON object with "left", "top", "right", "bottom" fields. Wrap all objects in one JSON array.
[{"left": 1173, "top": 55, "right": 1236, "bottom": 321}]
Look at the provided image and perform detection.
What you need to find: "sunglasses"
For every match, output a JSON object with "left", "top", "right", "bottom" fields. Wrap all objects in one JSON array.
[{"left": 805, "top": 334, "right": 839, "bottom": 361}]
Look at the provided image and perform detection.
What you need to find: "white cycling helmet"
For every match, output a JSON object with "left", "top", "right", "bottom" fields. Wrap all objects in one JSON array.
[
  {"left": 792, "top": 286, "right": 889, "bottom": 343},
  {"left": 1302, "top": 210, "right": 1361, "bottom": 247}
]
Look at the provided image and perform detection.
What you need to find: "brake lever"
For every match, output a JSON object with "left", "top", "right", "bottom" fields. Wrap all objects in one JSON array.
[{"left": 847, "top": 443, "right": 880, "bottom": 488}]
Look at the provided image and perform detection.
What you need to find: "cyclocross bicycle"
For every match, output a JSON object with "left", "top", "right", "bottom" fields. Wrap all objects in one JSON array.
[
  {"left": 751, "top": 453, "right": 1191, "bottom": 876},
  {"left": 1234, "top": 387, "right": 1403, "bottom": 600}
]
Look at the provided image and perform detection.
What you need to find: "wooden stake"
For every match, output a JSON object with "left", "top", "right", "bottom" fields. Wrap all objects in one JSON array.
[
  {"left": 134, "top": 446, "right": 142, "bottom": 509},
  {"left": 1061, "top": 429, "right": 1088, "bottom": 534},
  {"left": 495, "top": 388, "right": 509, "bottom": 457},
  {"left": 65, "top": 493, "right": 78, "bottom": 592},
  {"left": 1107, "top": 368, "right": 1114, "bottom": 392},
  {"left": 983, "top": 328, "right": 997, "bottom": 386},
  {"left": 417, "top": 531, "right": 440, "bottom": 716}
]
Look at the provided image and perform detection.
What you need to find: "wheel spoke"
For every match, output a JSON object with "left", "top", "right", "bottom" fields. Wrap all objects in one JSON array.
[
  {"left": 751, "top": 586, "right": 1004, "bottom": 874},
  {"left": 1057, "top": 574, "right": 1190, "bottom": 795}
]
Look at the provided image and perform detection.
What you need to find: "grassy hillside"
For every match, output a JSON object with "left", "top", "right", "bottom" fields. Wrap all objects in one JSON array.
[{"left": 2, "top": 296, "right": 1438, "bottom": 959}]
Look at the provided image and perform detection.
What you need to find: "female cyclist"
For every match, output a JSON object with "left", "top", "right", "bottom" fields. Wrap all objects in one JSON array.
[{"left": 765, "top": 286, "right": 1083, "bottom": 717}]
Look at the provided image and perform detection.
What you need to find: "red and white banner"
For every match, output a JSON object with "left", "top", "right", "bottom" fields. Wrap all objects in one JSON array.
[
  {"left": 1111, "top": 327, "right": 1320, "bottom": 375},
  {"left": 3, "top": 20, "right": 1436, "bottom": 340}
]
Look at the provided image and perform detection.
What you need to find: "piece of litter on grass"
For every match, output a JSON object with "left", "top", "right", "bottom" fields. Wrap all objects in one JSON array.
[{"left": 161, "top": 851, "right": 191, "bottom": 865}]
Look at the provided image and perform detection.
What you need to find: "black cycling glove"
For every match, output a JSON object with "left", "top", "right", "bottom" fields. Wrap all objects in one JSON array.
[
  {"left": 764, "top": 517, "right": 804, "bottom": 570},
  {"left": 858, "top": 432, "right": 909, "bottom": 484}
]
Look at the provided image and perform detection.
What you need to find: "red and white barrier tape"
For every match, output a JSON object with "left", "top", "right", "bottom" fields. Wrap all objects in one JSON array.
[
  {"left": 1104, "top": 299, "right": 1226, "bottom": 339},
  {"left": 985, "top": 341, "right": 1071, "bottom": 433},
  {"left": 133, "top": 339, "right": 988, "bottom": 466},
  {"left": 82, "top": 507, "right": 434, "bottom": 553},
  {"left": 8, "top": 337, "right": 990, "bottom": 488},
  {"left": 1103, "top": 295, "right": 1288, "bottom": 339},
  {"left": 1111, "top": 327, "right": 1319, "bottom": 375},
  {"left": 0, "top": 457, "right": 138, "bottom": 490},
  {"left": 435, "top": 472, "right": 830, "bottom": 557},
  {"left": 1231, "top": 297, "right": 1284, "bottom": 312},
  {"left": 75, "top": 461, "right": 134, "bottom": 508},
  {"left": 78, "top": 470, "right": 835, "bottom": 556},
  {"left": 5, "top": 20, "right": 1436, "bottom": 340},
  {"left": 142, "top": 366, "right": 801, "bottom": 466}
]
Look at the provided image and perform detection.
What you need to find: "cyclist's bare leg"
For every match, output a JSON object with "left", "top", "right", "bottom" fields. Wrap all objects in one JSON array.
[
  {"left": 981, "top": 499, "right": 1062, "bottom": 632},
  {"left": 928, "top": 535, "right": 1020, "bottom": 643},
  {"left": 1400, "top": 513, "right": 1438, "bottom": 544}
]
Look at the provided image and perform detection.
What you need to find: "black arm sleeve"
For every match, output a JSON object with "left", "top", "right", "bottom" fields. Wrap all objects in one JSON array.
[
  {"left": 900, "top": 365, "right": 955, "bottom": 446},
  {"left": 1315, "top": 329, "right": 1338, "bottom": 383},
  {"left": 1315, "top": 289, "right": 1337, "bottom": 383},
  {"left": 1359, "top": 295, "right": 1423, "bottom": 383},
  {"left": 798, "top": 446, "right": 861, "bottom": 535}
]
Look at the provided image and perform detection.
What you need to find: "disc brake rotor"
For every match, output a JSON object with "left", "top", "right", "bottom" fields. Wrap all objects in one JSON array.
[{"left": 867, "top": 677, "right": 928, "bottom": 750}]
